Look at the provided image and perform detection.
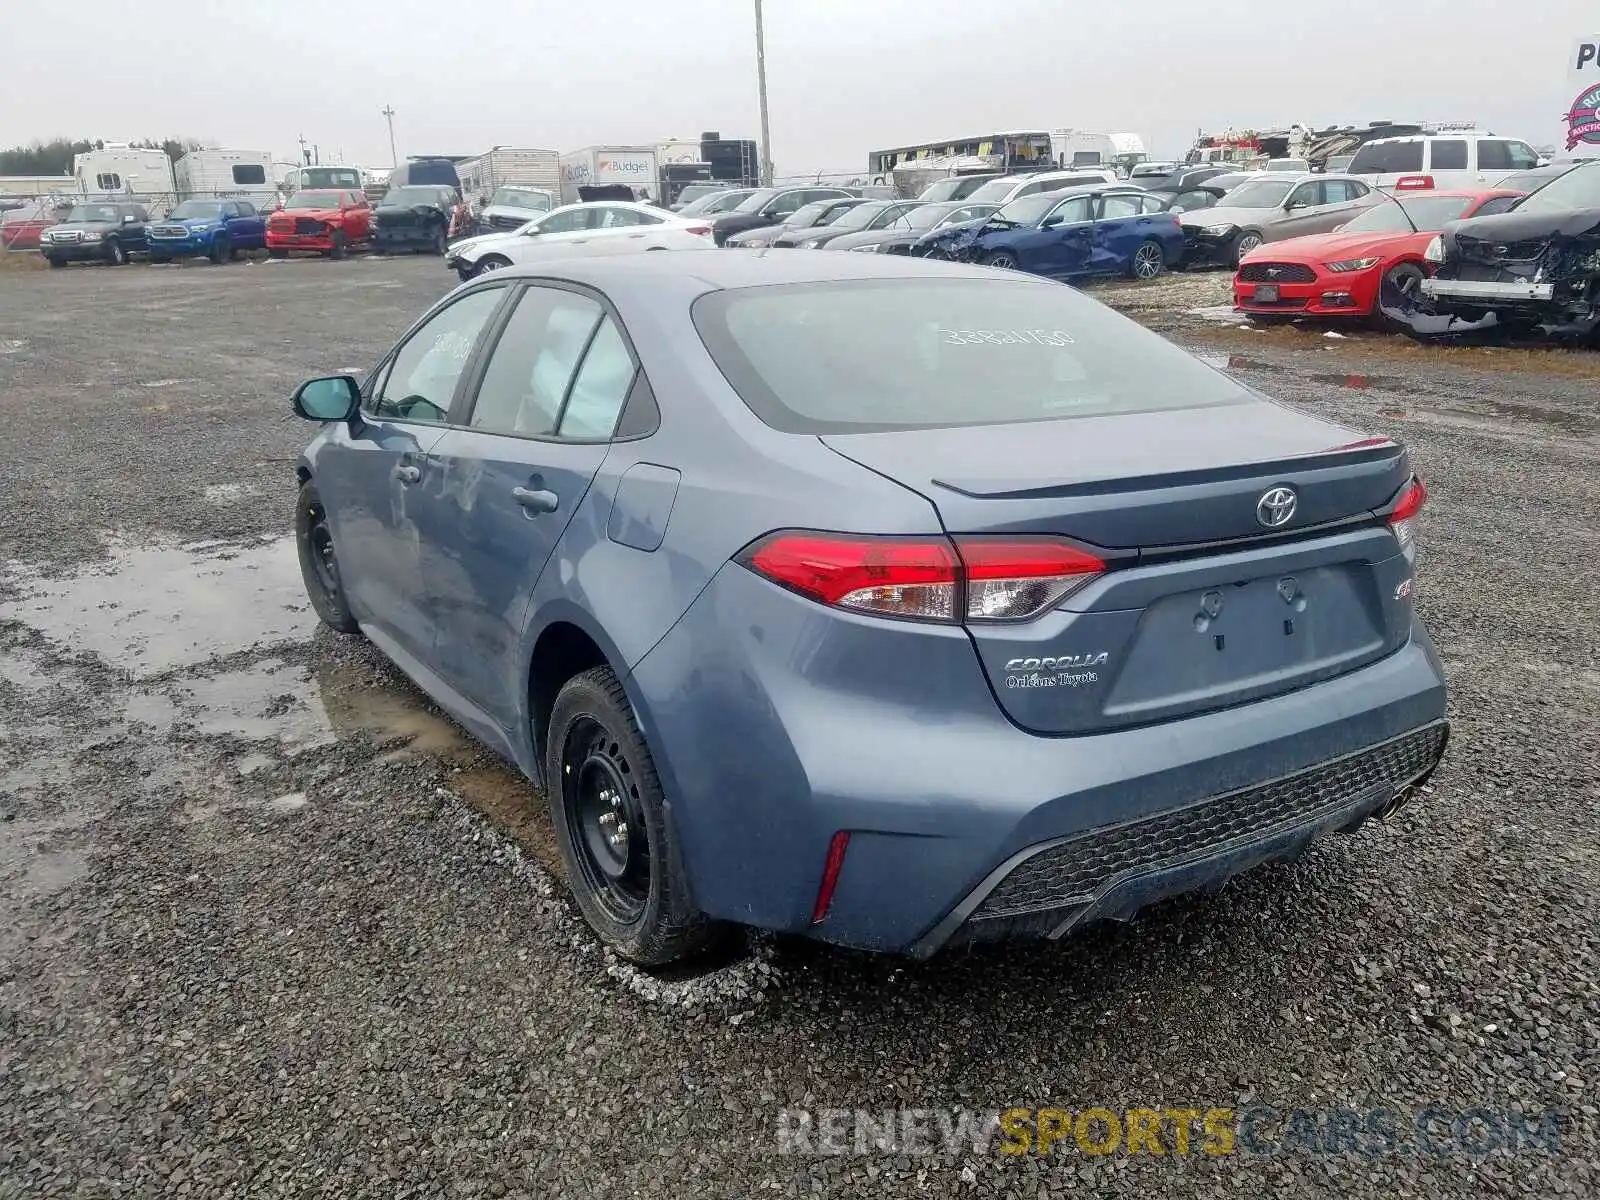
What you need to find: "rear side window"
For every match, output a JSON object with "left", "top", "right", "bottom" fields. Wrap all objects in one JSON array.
[
  {"left": 232, "top": 164, "right": 267, "bottom": 185},
  {"left": 1478, "top": 140, "right": 1540, "bottom": 171},
  {"left": 692, "top": 278, "right": 1250, "bottom": 434},
  {"left": 1472, "top": 195, "right": 1521, "bottom": 216},
  {"left": 1098, "top": 193, "right": 1143, "bottom": 219},
  {"left": 469, "top": 289, "right": 603, "bottom": 437},
  {"left": 1428, "top": 140, "right": 1468, "bottom": 170},
  {"left": 1348, "top": 141, "right": 1424, "bottom": 174}
]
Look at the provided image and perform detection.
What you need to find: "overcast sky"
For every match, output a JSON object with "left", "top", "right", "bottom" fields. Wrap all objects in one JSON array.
[{"left": 5, "top": 0, "right": 1593, "bottom": 173}]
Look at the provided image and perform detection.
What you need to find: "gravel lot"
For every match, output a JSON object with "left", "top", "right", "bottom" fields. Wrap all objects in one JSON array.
[{"left": 1, "top": 255, "right": 1597, "bottom": 1198}]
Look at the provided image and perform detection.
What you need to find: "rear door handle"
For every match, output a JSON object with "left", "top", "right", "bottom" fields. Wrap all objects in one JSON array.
[
  {"left": 394, "top": 464, "right": 421, "bottom": 484},
  {"left": 513, "top": 486, "right": 559, "bottom": 514}
]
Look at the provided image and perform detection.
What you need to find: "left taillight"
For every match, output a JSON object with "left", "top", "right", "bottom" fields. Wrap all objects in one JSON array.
[
  {"left": 737, "top": 531, "right": 1105, "bottom": 624},
  {"left": 685, "top": 224, "right": 712, "bottom": 237},
  {"left": 1386, "top": 475, "right": 1427, "bottom": 550}
]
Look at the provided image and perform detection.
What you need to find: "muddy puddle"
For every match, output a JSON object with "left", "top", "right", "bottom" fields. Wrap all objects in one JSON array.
[{"left": 1, "top": 535, "right": 563, "bottom": 886}]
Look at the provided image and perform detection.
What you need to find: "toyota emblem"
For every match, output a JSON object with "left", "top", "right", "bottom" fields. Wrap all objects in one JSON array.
[{"left": 1256, "top": 486, "right": 1298, "bottom": 529}]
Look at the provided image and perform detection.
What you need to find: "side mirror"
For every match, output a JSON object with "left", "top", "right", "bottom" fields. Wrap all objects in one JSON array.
[
  {"left": 1040, "top": 214, "right": 1062, "bottom": 229},
  {"left": 521, "top": 224, "right": 541, "bottom": 236},
  {"left": 1332, "top": 223, "right": 1347, "bottom": 232},
  {"left": 292, "top": 375, "right": 361, "bottom": 422}
]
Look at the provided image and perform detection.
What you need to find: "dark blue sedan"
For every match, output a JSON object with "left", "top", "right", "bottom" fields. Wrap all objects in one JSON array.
[
  {"left": 290, "top": 251, "right": 1448, "bottom": 965},
  {"left": 916, "top": 185, "right": 1188, "bottom": 281}
]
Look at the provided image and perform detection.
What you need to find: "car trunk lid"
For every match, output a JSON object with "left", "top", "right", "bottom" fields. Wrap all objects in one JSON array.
[{"left": 820, "top": 402, "right": 1417, "bottom": 734}]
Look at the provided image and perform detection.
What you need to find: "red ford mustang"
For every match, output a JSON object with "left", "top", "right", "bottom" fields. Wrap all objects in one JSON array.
[{"left": 1232, "top": 189, "right": 1525, "bottom": 324}]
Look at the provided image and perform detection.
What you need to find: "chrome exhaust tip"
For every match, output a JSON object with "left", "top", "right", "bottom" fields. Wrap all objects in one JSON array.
[{"left": 1376, "top": 783, "right": 1420, "bottom": 823}]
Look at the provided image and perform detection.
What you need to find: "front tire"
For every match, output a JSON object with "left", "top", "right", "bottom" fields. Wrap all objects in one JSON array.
[
  {"left": 1232, "top": 230, "right": 1264, "bottom": 266},
  {"left": 546, "top": 666, "right": 721, "bottom": 966},
  {"left": 294, "top": 480, "right": 359, "bottom": 634},
  {"left": 209, "top": 236, "right": 230, "bottom": 264},
  {"left": 983, "top": 250, "right": 1019, "bottom": 270},
  {"left": 1375, "top": 262, "right": 1426, "bottom": 330},
  {"left": 431, "top": 226, "right": 448, "bottom": 256},
  {"left": 268, "top": 248, "right": 287, "bottom": 259},
  {"left": 1129, "top": 239, "right": 1166, "bottom": 280},
  {"left": 46, "top": 256, "right": 66, "bottom": 268},
  {"left": 327, "top": 231, "right": 347, "bottom": 260},
  {"left": 149, "top": 254, "right": 172, "bottom": 265},
  {"left": 472, "top": 254, "right": 510, "bottom": 278},
  {"left": 105, "top": 239, "right": 128, "bottom": 266}
]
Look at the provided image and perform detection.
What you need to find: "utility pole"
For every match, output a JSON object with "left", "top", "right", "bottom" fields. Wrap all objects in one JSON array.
[
  {"left": 297, "top": 133, "right": 309, "bottom": 165},
  {"left": 753, "top": 1, "right": 773, "bottom": 186},
  {"left": 381, "top": 105, "right": 398, "bottom": 169}
]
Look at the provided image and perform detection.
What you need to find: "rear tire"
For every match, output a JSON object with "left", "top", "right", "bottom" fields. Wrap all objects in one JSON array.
[
  {"left": 294, "top": 480, "right": 359, "bottom": 634},
  {"left": 546, "top": 666, "right": 722, "bottom": 966},
  {"left": 1129, "top": 239, "right": 1166, "bottom": 280}
]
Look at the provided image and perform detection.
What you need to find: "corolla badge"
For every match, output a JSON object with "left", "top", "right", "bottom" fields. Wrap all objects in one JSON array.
[
  {"left": 1004, "top": 653, "right": 1109, "bottom": 672},
  {"left": 1256, "top": 486, "right": 1298, "bottom": 529}
]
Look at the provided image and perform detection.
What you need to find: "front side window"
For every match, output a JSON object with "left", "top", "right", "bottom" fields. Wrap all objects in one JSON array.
[
  {"left": 535, "top": 208, "right": 591, "bottom": 234},
  {"left": 1042, "top": 196, "right": 1092, "bottom": 226},
  {"left": 1285, "top": 182, "right": 1320, "bottom": 208},
  {"left": 1514, "top": 162, "right": 1600, "bottom": 214},
  {"left": 371, "top": 288, "right": 505, "bottom": 423}
]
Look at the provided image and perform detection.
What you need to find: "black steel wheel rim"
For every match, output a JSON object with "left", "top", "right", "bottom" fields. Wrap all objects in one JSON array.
[
  {"left": 305, "top": 500, "right": 340, "bottom": 599},
  {"left": 562, "top": 716, "right": 650, "bottom": 924}
]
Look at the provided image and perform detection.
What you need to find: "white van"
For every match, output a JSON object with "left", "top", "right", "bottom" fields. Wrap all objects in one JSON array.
[{"left": 1346, "top": 133, "right": 1542, "bottom": 190}]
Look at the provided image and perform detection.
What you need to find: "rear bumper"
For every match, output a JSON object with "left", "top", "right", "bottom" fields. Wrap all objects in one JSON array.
[{"left": 627, "top": 564, "right": 1450, "bottom": 956}]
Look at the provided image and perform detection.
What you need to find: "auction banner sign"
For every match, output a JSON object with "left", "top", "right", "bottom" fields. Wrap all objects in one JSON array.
[{"left": 1568, "top": 37, "right": 1600, "bottom": 155}]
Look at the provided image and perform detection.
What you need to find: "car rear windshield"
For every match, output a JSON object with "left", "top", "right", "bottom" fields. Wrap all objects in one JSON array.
[{"left": 692, "top": 278, "right": 1250, "bottom": 434}]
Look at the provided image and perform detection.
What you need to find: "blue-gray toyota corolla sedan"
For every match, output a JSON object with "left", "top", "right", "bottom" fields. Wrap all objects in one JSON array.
[{"left": 290, "top": 251, "right": 1448, "bottom": 966}]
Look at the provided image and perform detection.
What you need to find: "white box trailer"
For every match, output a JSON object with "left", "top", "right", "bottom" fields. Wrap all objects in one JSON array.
[
  {"left": 457, "top": 147, "right": 560, "bottom": 202},
  {"left": 173, "top": 149, "right": 278, "bottom": 207},
  {"left": 72, "top": 146, "right": 176, "bottom": 199},
  {"left": 458, "top": 147, "right": 560, "bottom": 229},
  {"left": 558, "top": 145, "right": 659, "bottom": 205}
]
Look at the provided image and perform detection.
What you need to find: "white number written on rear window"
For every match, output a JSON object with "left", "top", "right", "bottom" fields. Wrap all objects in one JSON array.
[{"left": 939, "top": 328, "right": 1077, "bottom": 347}]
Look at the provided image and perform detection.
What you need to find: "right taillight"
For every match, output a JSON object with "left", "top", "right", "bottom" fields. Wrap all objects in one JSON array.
[
  {"left": 737, "top": 531, "right": 1105, "bottom": 624},
  {"left": 1387, "top": 475, "right": 1427, "bottom": 550}
]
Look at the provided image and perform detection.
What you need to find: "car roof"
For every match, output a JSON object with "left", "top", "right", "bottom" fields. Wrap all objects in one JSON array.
[
  {"left": 1362, "top": 132, "right": 1509, "bottom": 144},
  {"left": 478, "top": 247, "right": 1047, "bottom": 298}
]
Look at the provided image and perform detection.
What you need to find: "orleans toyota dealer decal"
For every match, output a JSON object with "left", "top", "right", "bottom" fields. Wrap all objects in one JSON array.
[{"left": 1568, "top": 37, "right": 1600, "bottom": 154}]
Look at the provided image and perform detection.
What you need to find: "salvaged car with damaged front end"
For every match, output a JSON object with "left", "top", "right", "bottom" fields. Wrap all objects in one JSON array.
[{"left": 1396, "top": 160, "right": 1600, "bottom": 340}]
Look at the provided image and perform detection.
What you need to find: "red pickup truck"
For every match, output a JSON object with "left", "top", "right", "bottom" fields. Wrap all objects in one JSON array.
[{"left": 266, "top": 189, "right": 373, "bottom": 258}]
